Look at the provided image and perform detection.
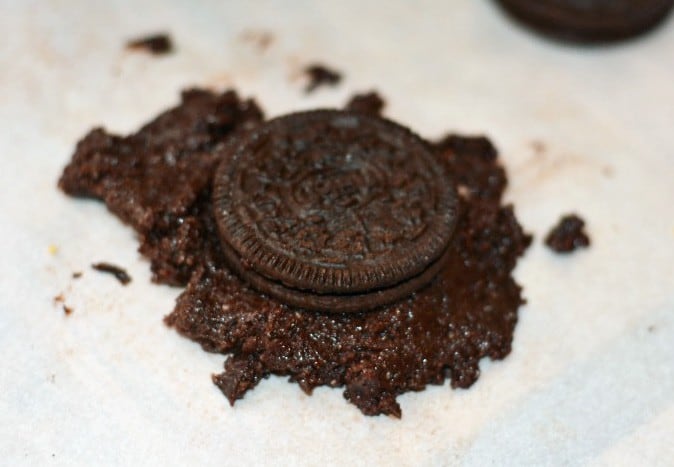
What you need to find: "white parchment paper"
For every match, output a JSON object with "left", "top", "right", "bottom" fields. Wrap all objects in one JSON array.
[{"left": 1, "top": 1, "right": 673, "bottom": 465}]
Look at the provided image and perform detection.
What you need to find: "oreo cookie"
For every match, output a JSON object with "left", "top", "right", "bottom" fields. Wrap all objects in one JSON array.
[
  {"left": 213, "top": 110, "right": 458, "bottom": 312},
  {"left": 495, "top": 0, "right": 674, "bottom": 42}
]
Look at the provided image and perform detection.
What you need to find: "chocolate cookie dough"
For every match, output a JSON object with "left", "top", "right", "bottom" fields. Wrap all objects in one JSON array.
[
  {"left": 59, "top": 89, "right": 531, "bottom": 417},
  {"left": 60, "top": 89, "right": 264, "bottom": 286},
  {"left": 495, "top": 0, "right": 674, "bottom": 43}
]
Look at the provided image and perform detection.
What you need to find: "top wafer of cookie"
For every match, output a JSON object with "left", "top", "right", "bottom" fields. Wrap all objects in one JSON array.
[{"left": 213, "top": 110, "right": 457, "bottom": 312}]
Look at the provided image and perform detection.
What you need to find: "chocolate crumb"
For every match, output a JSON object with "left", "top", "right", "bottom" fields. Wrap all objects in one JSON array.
[
  {"left": 63, "top": 305, "right": 73, "bottom": 316},
  {"left": 91, "top": 262, "right": 132, "bottom": 285},
  {"left": 53, "top": 293, "right": 64, "bottom": 304},
  {"left": 127, "top": 33, "right": 174, "bottom": 55},
  {"left": 545, "top": 214, "right": 590, "bottom": 253},
  {"left": 304, "top": 64, "right": 342, "bottom": 93},
  {"left": 72, "top": 272, "right": 82, "bottom": 279},
  {"left": 345, "top": 91, "right": 386, "bottom": 116}
]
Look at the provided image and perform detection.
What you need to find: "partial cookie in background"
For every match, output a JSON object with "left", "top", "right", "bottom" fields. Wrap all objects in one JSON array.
[{"left": 494, "top": 0, "right": 674, "bottom": 43}]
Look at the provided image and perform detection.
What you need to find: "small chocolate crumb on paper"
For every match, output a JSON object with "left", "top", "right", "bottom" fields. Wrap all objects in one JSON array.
[
  {"left": 72, "top": 272, "right": 82, "bottom": 279},
  {"left": 91, "top": 262, "right": 132, "bottom": 285},
  {"left": 303, "top": 64, "right": 342, "bottom": 93},
  {"left": 63, "top": 305, "right": 73, "bottom": 316},
  {"left": 127, "top": 33, "right": 174, "bottom": 55},
  {"left": 545, "top": 214, "right": 590, "bottom": 253}
]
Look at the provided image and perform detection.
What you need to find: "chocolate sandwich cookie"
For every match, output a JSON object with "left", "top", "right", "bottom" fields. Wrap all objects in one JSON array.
[
  {"left": 213, "top": 110, "right": 458, "bottom": 312},
  {"left": 495, "top": 0, "right": 674, "bottom": 42}
]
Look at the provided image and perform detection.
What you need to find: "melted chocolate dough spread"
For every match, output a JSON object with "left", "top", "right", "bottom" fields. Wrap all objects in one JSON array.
[{"left": 59, "top": 89, "right": 531, "bottom": 417}]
